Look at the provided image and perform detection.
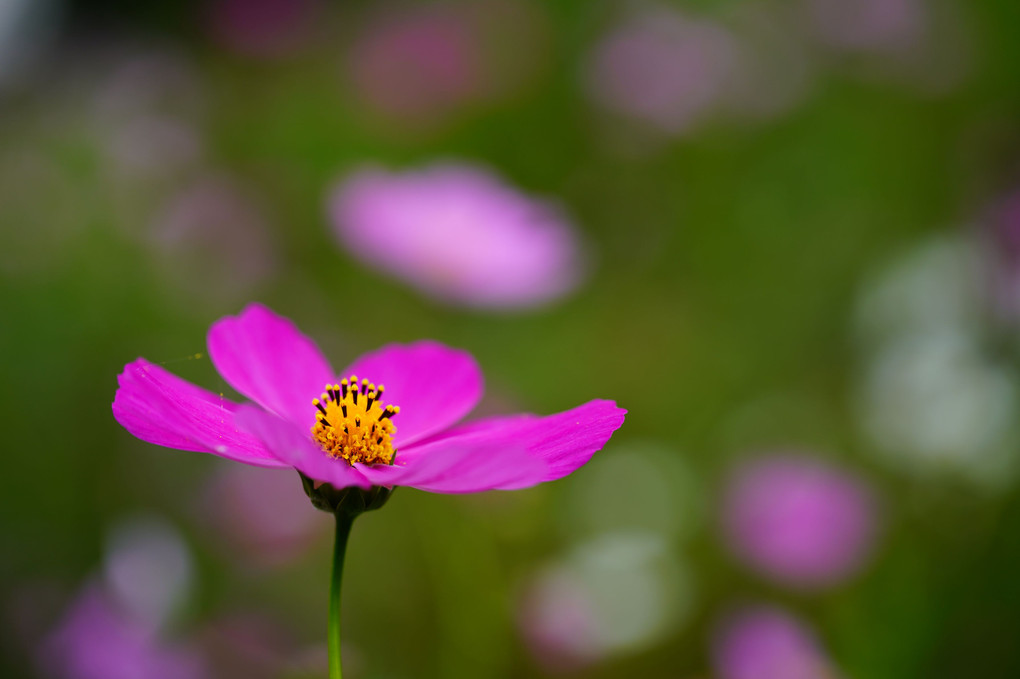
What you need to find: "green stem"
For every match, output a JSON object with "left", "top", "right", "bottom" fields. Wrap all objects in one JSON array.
[{"left": 328, "top": 511, "right": 354, "bottom": 679}]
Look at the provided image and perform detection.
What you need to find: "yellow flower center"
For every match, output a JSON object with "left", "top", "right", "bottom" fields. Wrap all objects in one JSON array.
[{"left": 311, "top": 375, "right": 399, "bottom": 466}]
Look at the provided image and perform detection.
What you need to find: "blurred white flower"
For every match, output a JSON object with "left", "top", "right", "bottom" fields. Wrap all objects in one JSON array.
[
  {"left": 854, "top": 236, "right": 985, "bottom": 347},
  {"left": 854, "top": 235, "right": 1019, "bottom": 488},
  {"left": 102, "top": 515, "right": 194, "bottom": 634},
  {"left": 859, "top": 333, "right": 1017, "bottom": 486},
  {"left": 518, "top": 533, "right": 692, "bottom": 671}
]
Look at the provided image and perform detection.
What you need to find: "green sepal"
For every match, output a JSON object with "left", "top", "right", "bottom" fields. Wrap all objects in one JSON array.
[{"left": 299, "top": 472, "right": 394, "bottom": 517}]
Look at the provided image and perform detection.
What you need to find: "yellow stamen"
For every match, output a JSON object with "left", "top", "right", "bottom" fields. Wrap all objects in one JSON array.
[{"left": 311, "top": 374, "right": 399, "bottom": 466}]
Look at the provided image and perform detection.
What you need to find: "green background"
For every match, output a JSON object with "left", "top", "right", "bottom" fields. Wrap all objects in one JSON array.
[{"left": 3, "top": 0, "right": 1020, "bottom": 677}]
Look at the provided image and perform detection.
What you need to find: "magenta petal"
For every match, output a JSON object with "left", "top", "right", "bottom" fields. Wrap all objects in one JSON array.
[
  {"left": 207, "top": 304, "right": 334, "bottom": 428},
  {"left": 521, "top": 400, "right": 627, "bottom": 479},
  {"left": 357, "top": 436, "right": 548, "bottom": 493},
  {"left": 409, "top": 400, "right": 626, "bottom": 482},
  {"left": 359, "top": 399, "right": 625, "bottom": 493},
  {"left": 330, "top": 164, "right": 583, "bottom": 308},
  {"left": 341, "top": 341, "right": 482, "bottom": 446},
  {"left": 234, "top": 405, "right": 372, "bottom": 490},
  {"left": 112, "top": 359, "right": 286, "bottom": 468}
]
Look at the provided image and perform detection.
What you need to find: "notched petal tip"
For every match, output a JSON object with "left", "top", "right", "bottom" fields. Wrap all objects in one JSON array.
[
  {"left": 366, "top": 398, "right": 626, "bottom": 494},
  {"left": 533, "top": 399, "right": 626, "bottom": 480}
]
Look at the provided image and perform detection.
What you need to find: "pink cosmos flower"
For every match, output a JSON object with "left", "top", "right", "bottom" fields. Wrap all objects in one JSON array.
[
  {"left": 112, "top": 304, "right": 625, "bottom": 494},
  {"left": 722, "top": 454, "right": 878, "bottom": 589},
  {"left": 329, "top": 163, "right": 583, "bottom": 310}
]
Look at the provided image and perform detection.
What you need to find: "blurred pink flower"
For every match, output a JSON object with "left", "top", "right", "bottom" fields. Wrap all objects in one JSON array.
[
  {"left": 722, "top": 454, "right": 878, "bottom": 589},
  {"left": 518, "top": 571, "right": 602, "bottom": 672},
  {"left": 351, "top": 6, "right": 478, "bottom": 124},
  {"left": 329, "top": 163, "right": 583, "bottom": 309},
  {"left": 113, "top": 304, "right": 624, "bottom": 493},
  {"left": 40, "top": 584, "right": 205, "bottom": 679},
  {"left": 197, "top": 613, "right": 298, "bottom": 679},
  {"left": 586, "top": 8, "right": 739, "bottom": 135},
  {"left": 149, "top": 175, "right": 278, "bottom": 304},
  {"left": 105, "top": 115, "right": 203, "bottom": 180},
  {"left": 85, "top": 48, "right": 207, "bottom": 187},
  {"left": 205, "top": 0, "right": 324, "bottom": 59},
  {"left": 806, "top": 0, "right": 971, "bottom": 94},
  {"left": 808, "top": 0, "right": 926, "bottom": 53},
  {"left": 984, "top": 189, "right": 1020, "bottom": 322},
  {"left": 348, "top": 1, "right": 547, "bottom": 128},
  {"left": 712, "top": 606, "right": 837, "bottom": 679},
  {"left": 91, "top": 49, "right": 204, "bottom": 125},
  {"left": 202, "top": 464, "right": 327, "bottom": 568}
]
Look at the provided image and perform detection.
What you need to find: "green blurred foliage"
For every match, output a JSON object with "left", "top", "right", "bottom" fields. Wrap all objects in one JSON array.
[{"left": 3, "top": 0, "right": 1020, "bottom": 678}]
